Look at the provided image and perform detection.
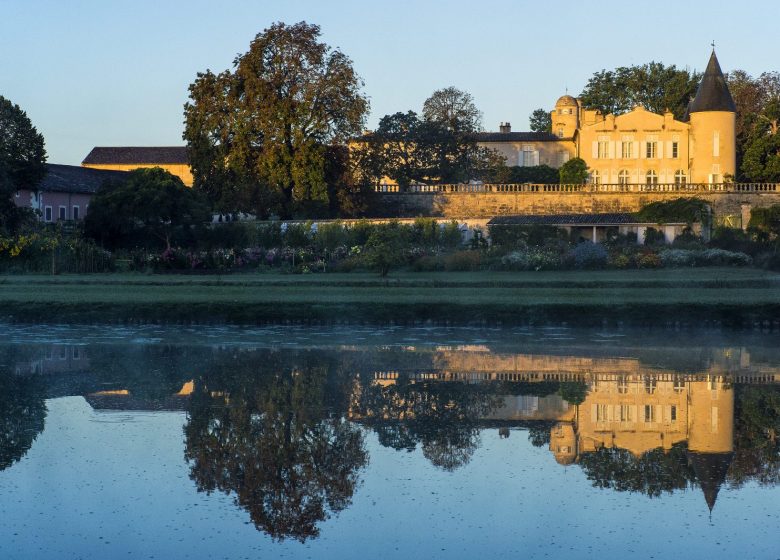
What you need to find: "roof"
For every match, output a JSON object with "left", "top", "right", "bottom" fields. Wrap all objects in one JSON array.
[
  {"left": 82, "top": 146, "right": 189, "bottom": 165},
  {"left": 689, "top": 51, "right": 736, "bottom": 114},
  {"left": 687, "top": 451, "right": 733, "bottom": 512},
  {"left": 487, "top": 212, "right": 687, "bottom": 226},
  {"left": 556, "top": 94, "right": 578, "bottom": 107},
  {"left": 475, "top": 131, "right": 562, "bottom": 143},
  {"left": 37, "top": 164, "right": 129, "bottom": 194}
]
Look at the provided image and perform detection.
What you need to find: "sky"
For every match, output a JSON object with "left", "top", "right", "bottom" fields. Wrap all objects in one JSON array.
[{"left": 1, "top": 0, "right": 777, "bottom": 165}]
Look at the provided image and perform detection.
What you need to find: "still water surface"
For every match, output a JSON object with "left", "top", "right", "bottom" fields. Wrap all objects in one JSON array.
[{"left": 0, "top": 325, "right": 778, "bottom": 559}]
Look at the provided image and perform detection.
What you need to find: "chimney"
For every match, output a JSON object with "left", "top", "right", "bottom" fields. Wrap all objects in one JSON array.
[{"left": 499, "top": 122, "right": 511, "bottom": 134}]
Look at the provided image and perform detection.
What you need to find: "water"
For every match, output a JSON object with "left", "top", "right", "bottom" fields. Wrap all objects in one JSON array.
[{"left": 0, "top": 325, "right": 778, "bottom": 559}]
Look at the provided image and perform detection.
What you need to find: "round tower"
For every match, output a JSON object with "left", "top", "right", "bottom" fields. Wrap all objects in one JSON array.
[
  {"left": 549, "top": 421, "right": 577, "bottom": 465},
  {"left": 551, "top": 95, "right": 579, "bottom": 139},
  {"left": 688, "top": 51, "right": 737, "bottom": 184}
]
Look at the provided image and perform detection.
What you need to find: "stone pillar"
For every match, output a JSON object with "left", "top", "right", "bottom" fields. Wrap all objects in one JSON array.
[
  {"left": 741, "top": 203, "right": 752, "bottom": 231},
  {"left": 592, "top": 226, "right": 598, "bottom": 243}
]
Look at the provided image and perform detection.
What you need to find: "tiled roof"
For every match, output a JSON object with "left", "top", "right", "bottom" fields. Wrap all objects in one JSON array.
[
  {"left": 38, "top": 164, "right": 129, "bottom": 194},
  {"left": 488, "top": 212, "right": 685, "bottom": 226},
  {"left": 475, "top": 131, "right": 563, "bottom": 143},
  {"left": 689, "top": 51, "right": 736, "bottom": 114},
  {"left": 82, "top": 146, "right": 189, "bottom": 165}
]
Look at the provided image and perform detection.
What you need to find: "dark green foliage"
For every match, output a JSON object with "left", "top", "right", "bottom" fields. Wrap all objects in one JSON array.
[
  {"left": 529, "top": 108, "right": 552, "bottom": 133},
  {"left": 559, "top": 157, "right": 588, "bottom": 184},
  {"left": 636, "top": 197, "right": 710, "bottom": 225},
  {"left": 489, "top": 224, "right": 567, "bottom": 248},
  {"left": 0, "top": 96, "right": 47, "bottom": 234},
  {"left": 0, "top": 369, "right": 46, "bottom": 471},
  {"left": 578, "top": 443, "right": 695, "bottom": 497},
  {"left": 84, "top": 167, "right": 211, "bottom": 249},
  {"left": 579, "top": 62, "right": 700, "bottom": 120},
  {"left": 362, "top": 222, "right": 408, "bottom": 276},
  {"left": 731, "top": 385, "right": 780, "bottom": 486},
  {"left": 748, "top": 204, "right": 780, "bottom": 238},
  {"left": 488, "top": 164, "right": 560, "bottom": 184},
  {"left": 183, "top": 21, "right": 368, "bottom": 218},
  {"left": 558, "top": 381, "right": 588, "bottom": 405},
  {"left": 643, "top": 227, "right": 667, "bottom": 247}
]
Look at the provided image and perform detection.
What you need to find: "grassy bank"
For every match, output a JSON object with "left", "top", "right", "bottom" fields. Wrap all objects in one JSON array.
[{"left": 1, "top": 268, "right": 779, "bottom": 327}]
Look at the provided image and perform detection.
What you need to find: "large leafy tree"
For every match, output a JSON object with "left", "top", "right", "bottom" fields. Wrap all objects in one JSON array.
[
  {"left": 184, "top": 351, "right": 367, "bottom": 542},
  {"left": 184, "top": 21, "right": 369, "bottom": 218},
  {"left": 0, "top": 96, "right": 46, "bottom": 233},
  {"left": 84, "top": 167, "right": 210, "bottom": 249},
  {"left": 422, "top": 86, "right": 482, "bottom": 133},
  {"left": 578, "top": 62, "right": 700, "bottom": 120}
]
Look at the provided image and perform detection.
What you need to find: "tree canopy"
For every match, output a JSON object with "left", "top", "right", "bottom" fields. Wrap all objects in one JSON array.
[
  {"left": 84, "top": 167, "right": 210, "bottom": 249},
  {"left": 183, "top": 21, "right": 369, "bottom": 218},
  {"left": 357, "top": 88, "right": 504, "bottom": 189},
  {"left": 578, "top": 62, "right": 700, "bottom": 120},
  {"left": 529, "top": 108, "right": 552, "bottom": 133},
  {"left": 0, "top": 96, "right": 46, "bottom": 233},
  {"left": 732, "top": 70, "right": 780, "bottom": 182},
  {"left": 559, "top": 157, "right": 588, "bottom": 184}
]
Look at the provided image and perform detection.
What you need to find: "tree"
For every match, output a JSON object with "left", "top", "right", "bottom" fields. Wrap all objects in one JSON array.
[
  {"left": 362, "top": 222, "right": 408, "bottom": 276},
  {"left": 559, "top": 157, "right": 588, "bottom": 184},
  {"left": 422, "top": 86, "right": 482, "bottom": 133},
  {"left": 84, "top": 167, "right": 210, "bottom": 249},
  {"left": 529, "top": 108, "right": 552, "bottom": 133},
  {"left": 0, "top": 367, "right": 46, "bottom": 471},
  {"left": 184, "top": 21, "right": 369, "bottom": 218},
  {"left": 741, "top": 98, "right": 780, "bottom": 182},
  {"left": 184, "top": 352, "right": 367, "bottom": 541},
  {"left": 0, "top": 96, "right": 47, "bottom": 233},
  {"left": 579, "top": 62, "right": 700, "bottom": 120}
]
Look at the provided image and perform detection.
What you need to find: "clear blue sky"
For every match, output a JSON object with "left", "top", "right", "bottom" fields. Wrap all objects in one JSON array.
[{"left": 1, "top": 0, "right": 776, "bottom": 165}]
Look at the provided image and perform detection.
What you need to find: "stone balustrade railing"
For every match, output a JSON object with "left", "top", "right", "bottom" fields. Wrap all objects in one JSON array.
[{"left": 373, "top": 183, "right": 780, "bottom": 194}]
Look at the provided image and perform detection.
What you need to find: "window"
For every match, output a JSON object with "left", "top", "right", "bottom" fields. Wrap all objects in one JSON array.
[
  {"left": 621, "top": 141, "right": 633, "bottom": 159},
  {"left": 591, "top": 170, "right": 601, "bottom": 185},
  {"left": 644, "top": 377, "right": 657, "bottom": 394},
  {"left": 670, "top": 405, "right": 677, "bottom": 422},
  {"left": 620, "top": 404, "right": 633, "bottom": 422},
  {"left": 598, "top": 141, "right": 609, "bottom": 159},
  {"left": 646, "top": 141, "right": 657, "bottom": 158},
  {"left": 644, "top": 405, "right": 655, "bottom": 423},
  {"left": 674, "top": 170, "right": 687, "bottom": 185},
  {"left": 557, "top": 127, "right": 564, "bottom": 138},
  {"left": 617, "top": 376, "right": 628, "bottom": 394},
  {"left": 713, "top": 131, "right": 720, "bottom": 157},
  {"left": 596, "top": 403, "right": 608, "bottom": 422},
  {"left": 618, "top": 170, "right": 630, "bottom": 185},
  {"left": 59, "top": 206, "right": 67, "bottom": 221},
  {"left": 44, "top": 206, "right": 52, "bottom": 222},
  {"left": 671, "top": 141, "right": 679, "bottom": 158},
  {"left": 72, "top": 206, "right": 80, "bottom": 220},
  {"left": 645, "top": 170, "right": 658, "bottom": 185},
  {"left": 673, "top": 378, "right": 685, "bottom": 393}
]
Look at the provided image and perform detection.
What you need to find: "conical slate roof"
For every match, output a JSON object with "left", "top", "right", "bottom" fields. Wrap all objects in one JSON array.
[
  {"left": 689, "top": 51, "right": 736, "bottom": 113},
  {"left": 687, "top": 451, "right": 734, "bottom": 512}
]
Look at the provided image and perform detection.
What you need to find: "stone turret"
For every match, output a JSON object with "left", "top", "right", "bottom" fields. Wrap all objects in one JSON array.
[
  {"left": 551, "top": 95, "right": 579, "bottom": 139},
  {"left": 688, "top": 51, "right": 737, "bottom": 184}
]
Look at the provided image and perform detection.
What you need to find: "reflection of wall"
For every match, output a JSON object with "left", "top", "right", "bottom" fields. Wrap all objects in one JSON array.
[{"left": 13, "top": 345, "right": 91, "bottom": 376}]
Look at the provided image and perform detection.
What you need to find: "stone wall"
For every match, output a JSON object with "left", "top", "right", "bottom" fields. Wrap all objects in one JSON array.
[{"left": 375, "top": 191, "right": 780, "bottom": 220}]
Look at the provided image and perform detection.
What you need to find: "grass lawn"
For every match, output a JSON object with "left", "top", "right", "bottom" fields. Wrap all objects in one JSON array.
[{"left": 1, "top": 268, "right": 779, "bottom": 326}]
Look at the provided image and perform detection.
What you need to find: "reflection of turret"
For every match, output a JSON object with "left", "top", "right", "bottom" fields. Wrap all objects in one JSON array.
[
  {"left": 550, "top": 422, "right": 577, "bottom": 465},
  {"left": 687, "top": 377, "right": 734, "bottom": 512}
]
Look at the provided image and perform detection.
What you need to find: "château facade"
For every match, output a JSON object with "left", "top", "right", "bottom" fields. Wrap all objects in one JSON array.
[{"left": 479, "top": 50, "right": 736, "bottom": 185}]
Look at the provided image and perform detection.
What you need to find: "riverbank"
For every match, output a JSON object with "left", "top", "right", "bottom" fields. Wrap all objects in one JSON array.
[{"left": 1, "top": 268, "right": 779, "bottom": 327}]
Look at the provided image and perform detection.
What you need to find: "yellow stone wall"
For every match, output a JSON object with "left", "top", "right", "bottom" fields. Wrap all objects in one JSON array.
[
  {"left": 480, "top": 139, "right": 575, "bottom": 168},
  {"left": 82, "top": 163, "right": 194, "bottom": 187},
  {"left": 689, "top": 111, "right": 737, "bottom": 183}
]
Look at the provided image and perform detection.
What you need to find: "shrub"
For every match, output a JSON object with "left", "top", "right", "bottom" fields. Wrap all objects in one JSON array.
[
  {"left": 609, "top": 253, "right": 632, "bottom": 269},
  {"left": 754, "top": 251, "right": 780, "bottom": 271},
  {"left": 637, "top": 253, "right": 663, "bottom": 268},
  {"left": 659, "top": 249, "right": 695, "bottom": 268},
  {"left": 697, "top": 248, "right": 752, "bottom": 267},
  {"left": 315, "top": 221, "right": 349, "bottom": 252},
  {"left": 411, "top": 255, "right": 445, "bottom": 272},
  {"left": 569, "top": 241, "right": 607, "bottom": 269},
  {"left": 643, "top": 227, "right": 667, "bottom": 246},
  {"left": 443, "top": 250, "right": 481, "bottom": 271}
]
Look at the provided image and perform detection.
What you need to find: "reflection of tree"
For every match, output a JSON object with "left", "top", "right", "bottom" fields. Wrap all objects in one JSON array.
[
  {"left": 730, "top": 385, "right": 780, "bottom": 486},
  {"left": 0, "top": 372, "right": 46, "bottom": 470},
  {"left": 578, "top": 444, "right": 695, "bottom": 497},
  {"left": 527, "top": 423, "right": 553, "bottom": 448},
  {"left": 355, "top": 377, "right": 501, "bottom": 471},
  {"left": 184, "top": 355, "right": 367, "bottom": 542}
]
